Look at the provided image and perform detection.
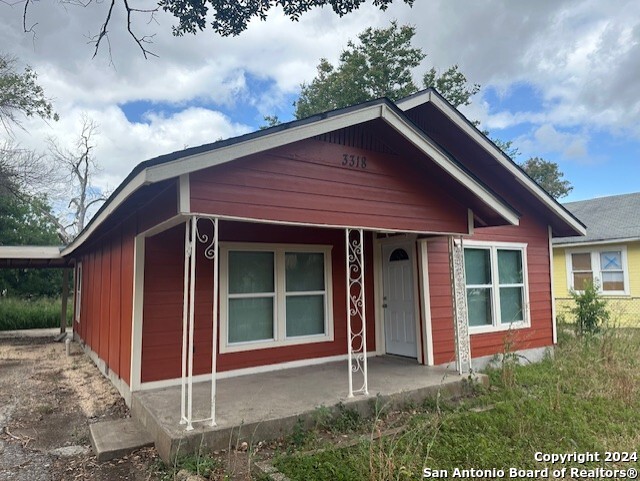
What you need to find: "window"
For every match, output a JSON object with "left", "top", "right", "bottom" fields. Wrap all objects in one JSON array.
[
  {"left": 220, "top": 244, "right": 333, "bottom": 352},
  {"left": 463, "top": 241, "right": 529, "bottom": 332},
  {"left": 74, "top": 262, "right": 83, "bottom": 323},
  {"left": 567, "top": 247, "right": 628, "bottom": 295}
]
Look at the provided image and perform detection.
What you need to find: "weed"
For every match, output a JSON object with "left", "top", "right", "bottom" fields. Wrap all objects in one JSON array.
[
  {"left": 276, "top": 329, "right": 640, "bottom": 481},
  {"left": 570, "top": 280, "right": 609, "bottom": 335},
  {"left": 312, "top": 405, "right": 333, "bottom": 430},
  {"left": 289, "top": 418, "right": 311, "bottom": 448},
  {"left": 0, "top": 296, "right": 72, "bottom": 331},
  {"left": 331, "top": 403, "right": 363, "bottom": 433}
]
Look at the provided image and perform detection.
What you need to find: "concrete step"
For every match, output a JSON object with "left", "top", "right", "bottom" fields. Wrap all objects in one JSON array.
[{"left": 89, "top": 418, "right": 154, "bottom": 462}]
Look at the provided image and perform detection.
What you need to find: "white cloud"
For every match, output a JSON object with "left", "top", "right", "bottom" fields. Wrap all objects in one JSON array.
[
  {"left": 11, "top": 106, "right": 251, "bottom": 193},
  {"left": 515, "top": 124, "right": 589, "bottom": 162},
  {"left": 2, "top": 0, "right": 640, "bottom": 200}
]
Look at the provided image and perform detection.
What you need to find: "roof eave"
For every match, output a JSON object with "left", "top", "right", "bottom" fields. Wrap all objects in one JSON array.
[{"left": 397, "top": 89, "right": 587, "bottom": 238}]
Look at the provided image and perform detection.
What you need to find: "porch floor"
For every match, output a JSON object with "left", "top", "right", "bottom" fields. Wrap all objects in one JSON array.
[{"left": 131, "top": 356, "right": 479, "bottom": 461}]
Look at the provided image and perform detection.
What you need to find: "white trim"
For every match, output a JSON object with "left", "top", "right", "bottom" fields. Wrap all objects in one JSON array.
[
  {"left": 417, "top": 239, "right": 434, "bottom": 366},
  {"left": 178, "top": 174, "right": 190, "bottom": 213},
  {"left": 74, "top": 262, "right": 83, "bottom": 324},
  {"left": 380, "top": 105, "right": 519, "bottom": 227},
  {"left": 463, "top": 239, "right": 531, "bottom": 335},
  {"left": 62, "top": 172, "right": 147, "bottom": 256},
  {"left": 549, "top": 226, "right": 557, "bottom": 344},
  {"left": 139, "top": 214, "right": 185, "bottom": 238},
  {"left": 129, "top": 235, "right": 146, "bottom": 392},
  {"left": 564, "top": 245, "right": 630, "bottom": 296},
  {"left": 554, "top": 237, "right": 640, "bottom": 248},
  {"left": 137, "top": 352, "right": 378, "bottom": 391},
  {"left": 219, "top": 242, "right": 334, "bottom": 353},
  {"left": 59, "top": 100, "right": 524, "bottom": 258},
  {"left": 193, "top": 213, "right": 477, "bottom": 237},
  {"left": 145, "top": 106, "right": 384, "bottom": 184},
  {"left": 396, "top": 90, "right": 585, "bottom": 237},
  {"left": 467, "top": 209, "right": 475, "bottom": 236},
  {"left": 75, "top": 333, "right": 132, "bottom": 406},
  {"left": 410, "top": 241, "right": 423, "bottom": 364}
]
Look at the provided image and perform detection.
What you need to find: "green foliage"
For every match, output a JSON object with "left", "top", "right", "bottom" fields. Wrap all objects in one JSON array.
[
  {"left": 159, "top": 0, "right": 414, "bottom": 37},
  {"left": 423, "top": 65, "right": 480, "bottom": 108},
  {"left": 491, "top": 136, "right": 520, "bottom": 159},
  {"left": 294, "top": 22, "right": 478, "bottom": 119},
  {"left": 519, "top": 156, "right": 573, "bottom": 199},
  {"left": 276, "top": 329, "right": 640, "bottom": 481},
  {"left": 330, "top": 402, "right": 363, "bottom": 433},
  {"left": 570, "top": 280, "right": 609, "bottom": 335},
  {"left": 260, "top": 114, "right": 282, "bottom": 130},
  {"left": 0, "top": 297, "right": 71, "bottom": 330},
  {"left": 0, "top": 193, "right": 63, "bottom": 298},
  {"left": 0, "top": 53, "right": 58, "bottom": 132}
]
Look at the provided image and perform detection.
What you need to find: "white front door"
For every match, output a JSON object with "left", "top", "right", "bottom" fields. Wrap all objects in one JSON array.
[{"left": 382, "top": 243, "right": 418, "bottom": 358}]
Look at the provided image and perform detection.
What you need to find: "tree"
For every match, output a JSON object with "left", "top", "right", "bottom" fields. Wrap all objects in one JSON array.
[
  {"left": 293, "top": 22, "right": 479, "bottom": 119},
  {"left": 12, "top": 0, "right": 414, "bottom": 58},
  {"left": 0, "top": 53, "right": 58, "bottom": 134},
  {"left": 520, "top": 157, "right": 573, "bottom": 199},
  {"left": 46, "top": 116, "right": 108, "bottom": 242},
  {"left": 1, "top": 117, "right": 108, "bottom": 243},
  {"left": 0, "top": 178, "right": 62, "bottom": 298}
]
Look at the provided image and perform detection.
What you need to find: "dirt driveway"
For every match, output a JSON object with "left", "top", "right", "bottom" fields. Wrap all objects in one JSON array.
[{"left": 0, "top": 335, "right": 162, "bottom": 481}]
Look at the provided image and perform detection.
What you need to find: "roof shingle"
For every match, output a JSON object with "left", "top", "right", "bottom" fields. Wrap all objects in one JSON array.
[{"left": 554, "top": 192, "right": 640, "bottom": 245}]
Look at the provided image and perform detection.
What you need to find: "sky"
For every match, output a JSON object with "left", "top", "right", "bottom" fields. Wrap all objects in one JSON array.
[{"left": 1, "top": 0, "right": 639, "bottom": 205}]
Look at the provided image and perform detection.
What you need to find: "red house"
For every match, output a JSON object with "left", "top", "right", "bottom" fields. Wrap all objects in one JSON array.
[{"left": 7, "top": 90, "right": 584, "bottom": 437}]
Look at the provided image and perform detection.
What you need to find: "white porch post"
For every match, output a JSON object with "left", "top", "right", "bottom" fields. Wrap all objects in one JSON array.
[
  {"left": 449, "top": 236, "right": 471, "bottom": 374},
  {"left": 209, "top": 218, "right": 219, "bottom": 427},
  {"left": 346, "top": 228, "right": 368, "bottom": 397},
  {"left": 180, "top": 216, "right": 219, "bottom": 430}
]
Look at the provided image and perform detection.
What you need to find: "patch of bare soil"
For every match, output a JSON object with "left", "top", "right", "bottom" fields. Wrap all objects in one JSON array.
[{"left": 0, "top": 336, "right": 162, "bottom": 481}]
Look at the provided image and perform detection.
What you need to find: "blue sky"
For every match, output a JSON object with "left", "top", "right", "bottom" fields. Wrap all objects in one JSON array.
[{"left": 2, "top": 0, "right": 639, "bottom": 204}]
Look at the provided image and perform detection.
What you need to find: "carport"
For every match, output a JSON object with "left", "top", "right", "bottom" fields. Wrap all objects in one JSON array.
[{"left": 0, "top": 246, "right": 73, "bottom": 337}]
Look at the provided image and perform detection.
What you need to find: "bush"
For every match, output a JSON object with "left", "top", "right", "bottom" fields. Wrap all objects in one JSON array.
[
  {"left": 569, "top": 281, "right": 609, "bottom": 335},
  {"left": 0, "top": 297, "right": 72, "bottom": 330}
]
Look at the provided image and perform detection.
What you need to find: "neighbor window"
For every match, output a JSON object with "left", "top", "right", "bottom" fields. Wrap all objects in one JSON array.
[
  {"left": 221, "top": 244, "right": 333, "bottom": 352},
  {"left": 463, "top": 241, "right": 529, "bottom": 332},
  {"left": 567, "top": 248, "right": 627, "bottom": 294}
]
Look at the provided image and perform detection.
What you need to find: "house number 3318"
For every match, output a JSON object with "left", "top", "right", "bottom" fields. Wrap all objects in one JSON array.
[{"left": 341, "top": 154, "right": 367, "bottom": 169}]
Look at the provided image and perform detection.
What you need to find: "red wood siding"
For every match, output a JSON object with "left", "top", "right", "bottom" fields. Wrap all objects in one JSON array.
[
  {"left": 190, "top": 138, "right": 469, "bottom": 235},
  {"left": 427, "top": 213, "right": 553, "bottom": 365},
  {"left": 73, "top": 180, "right": 178, "bottom": 386},
  {"left": 140, "top": 221, "right": 377, "bottom": 383}
]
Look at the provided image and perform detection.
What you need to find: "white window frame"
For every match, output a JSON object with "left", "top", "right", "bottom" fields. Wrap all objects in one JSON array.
[
  {"left": 219, "top": 243, "right": 334, "bottom": 353},
  {"left": 565, "top": 245, "right": 629, "bottom": 296},
  {"left": 74, "top": 261, "right": 83, "bottom": 323},
  {"left": 463, "top": 240, "right": 530, "bottom": 335}
]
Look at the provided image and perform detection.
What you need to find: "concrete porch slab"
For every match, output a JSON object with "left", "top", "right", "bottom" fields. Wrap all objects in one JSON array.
[
  {"left": 89, "top": 418, "right": 154, "bottom": 462},
  {"left": 131, "top": 356, "right": 484, "bottom": 462}
]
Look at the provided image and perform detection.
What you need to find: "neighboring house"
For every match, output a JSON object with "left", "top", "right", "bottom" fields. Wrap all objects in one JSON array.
[
  {"left": 0, "top": 89, "right": 585, "bottom": 431},
  {"left": 552, "top": 192, "right": 640, "bottom": 326}
]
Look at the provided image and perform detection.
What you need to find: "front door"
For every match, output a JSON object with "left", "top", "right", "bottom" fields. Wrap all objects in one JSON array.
[{"left": 382, "top": 243, "right": 417, "bottom": 358}]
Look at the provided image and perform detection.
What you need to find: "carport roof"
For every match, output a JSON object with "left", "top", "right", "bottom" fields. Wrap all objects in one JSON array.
[{"left": 0, "top": 246, "right": 69, "bottom": 268}]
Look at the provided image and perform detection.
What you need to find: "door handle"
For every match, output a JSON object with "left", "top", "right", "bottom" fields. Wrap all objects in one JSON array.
[{"left": 382, "top": 303, "right": 388, "bottom": 308}]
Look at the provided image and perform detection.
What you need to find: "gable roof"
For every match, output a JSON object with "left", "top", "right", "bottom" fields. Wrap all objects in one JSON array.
[
  {"left": 553, "top": 192, "right": 640, "bottom": 246},
  {"left": 60, "top": 96, "right": 521, "bottom": 256},
  {"left": 396, "top": 89, "right": 586, "bottom": 238}
]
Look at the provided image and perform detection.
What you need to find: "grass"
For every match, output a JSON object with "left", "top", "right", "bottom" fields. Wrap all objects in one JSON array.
[
  {"left": 274, "top": 326, "right": 640, "bottom": 481},
  {"left": 0, "top": 296, "right": 72, "bottom": 330}
]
